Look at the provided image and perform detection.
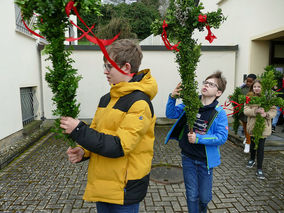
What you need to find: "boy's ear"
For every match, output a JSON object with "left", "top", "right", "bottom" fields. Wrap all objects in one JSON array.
[
  {"left": 124, "top": 63, "right": 132, "bottom": 74},
  {"left": 216, "top": 90, "right": 222, "bottom": 98}
]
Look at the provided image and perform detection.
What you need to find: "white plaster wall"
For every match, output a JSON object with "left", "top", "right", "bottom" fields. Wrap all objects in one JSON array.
[
  {"left": 196, "top": 0, "right": 284, "bottom": 86},
  {"left": 142, "top": 50, "right": 236, "bottom": 117},
  {"left": 42, "top": 49, "right": 236, "bottom": 119},
  {"left": 0, "top": 1, "right": 41, "bottom": 140},
  {"left": 41, "top": 50, "right": 108, "bottom": 120}
]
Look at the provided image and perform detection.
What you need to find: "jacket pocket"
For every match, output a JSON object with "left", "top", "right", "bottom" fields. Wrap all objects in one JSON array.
[{"left": 124, "top": 174, "right": 150, "bottom": 205}]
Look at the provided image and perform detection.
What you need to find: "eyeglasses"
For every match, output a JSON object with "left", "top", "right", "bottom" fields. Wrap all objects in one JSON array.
[
  {"left": 202, "top": 81, "right": 219, "bottom": 89},
  {"left": 103, "top": 63, "right": 113, "bottom": 72}
]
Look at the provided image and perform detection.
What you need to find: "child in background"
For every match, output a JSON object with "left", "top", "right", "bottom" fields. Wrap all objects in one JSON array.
[
  {"left": 239, "top": 74, "right": 256, "bottom": 153},
  {"left": 244, "top": 80, "right": 277, "bottom": 179}
]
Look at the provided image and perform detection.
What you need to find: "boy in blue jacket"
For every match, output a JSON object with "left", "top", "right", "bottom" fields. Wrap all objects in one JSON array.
[{"left": 165, "top": 71, "right": 228, "bottom": 213}]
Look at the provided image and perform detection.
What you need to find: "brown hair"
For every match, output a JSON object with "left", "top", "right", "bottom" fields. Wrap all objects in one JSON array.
[
  {"left": 205, "top": 71, "right": 227, "bottom": 93},
  {"left": 247, "top": 79, "right": 262, "bottom": 97},
  {"left": 103, "top": 39, "right": 143, "bottom": 73}
]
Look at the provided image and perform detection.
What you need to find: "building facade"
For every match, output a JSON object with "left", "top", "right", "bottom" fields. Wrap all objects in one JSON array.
[{"left": 1, "top": 0, "right": 283, "bottom": 144}]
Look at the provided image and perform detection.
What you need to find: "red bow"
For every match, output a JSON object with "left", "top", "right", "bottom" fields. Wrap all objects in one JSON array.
[
  {"left": 198, "top": 14, "right": 207, "bottom": 23},
  {"left": 198, "top": 14, "right": 217, "bottom": 43},
  {"left": 161, "top": 20, "right": 180, "bottom": 52},
  {"left": 245, "top": 96, "right": 251, "bottom": 104}
]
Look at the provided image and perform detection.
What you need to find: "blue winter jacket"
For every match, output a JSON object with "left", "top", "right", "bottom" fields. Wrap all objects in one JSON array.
[{"left": 165, "top": 95, "right": 228, "bottom": 169}]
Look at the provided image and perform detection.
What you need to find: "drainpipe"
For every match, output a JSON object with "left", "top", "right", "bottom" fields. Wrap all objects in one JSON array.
[{"left": 37, "top": 43, "right": 46, "bottom": 121}]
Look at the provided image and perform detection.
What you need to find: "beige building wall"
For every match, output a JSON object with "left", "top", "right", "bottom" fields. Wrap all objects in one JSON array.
[
  {"left": 0, "top": 1, "right": 42, "bottom": 140},
  {"left": 195, "top": 0, "right": 284, "bottom": 86},
  {"left": 3, "top": 0, "right": 283, "bottom": 140},
  {"left": 42, "top": 47, "right": 236, "bottom": 119},
  {"left": 250, "top": 40, "right": 270, "bottom": 76}
]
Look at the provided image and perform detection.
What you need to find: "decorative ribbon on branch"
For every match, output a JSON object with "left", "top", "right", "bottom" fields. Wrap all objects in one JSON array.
[
  {"left": 161, "top": 20, "right": 180, "bottom": 52},
  {"left": 21, "top": 14, "right": 45, "bottom": 38},
  {"left": 64, "top": 1, "right": 134, "bottom": 77},
  {"left": 222, "top": 98, "right": 243, "bottom": 117},
  {"left": 197, "top": 14, "right": 217, "bottom": 43},
  {"left": 21, "top": 0, "right": 134, "bottom": 77},
  {"left": 222, "top": 96, "right": 251, "bottom": 117},
  {"left": 160, "top": 14, "right": 217, "bottom": 51}
]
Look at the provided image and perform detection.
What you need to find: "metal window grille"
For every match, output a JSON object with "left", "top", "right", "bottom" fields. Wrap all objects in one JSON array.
[
  {"left": 14, "top": 4, "right": 36, "bottom": 37},
  {"left": 67, "top": 24, "right": 76, "bottom": 45},
  {"left": 20, "top": 87, "right": 39, "bottom": 126}
]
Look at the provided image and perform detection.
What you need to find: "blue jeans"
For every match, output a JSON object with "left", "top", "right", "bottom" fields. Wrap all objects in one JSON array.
[
  {"left": 182, "top": 154, "right": 213, "bottom": 213},
  {"left": 272, "top": 106, "right": 281, "bottom": 127},
  {"left": 96, "top": 202, "right": 140, "bottom": 213}
]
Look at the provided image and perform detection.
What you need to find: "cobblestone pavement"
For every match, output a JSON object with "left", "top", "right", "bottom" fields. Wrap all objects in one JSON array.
[{"left": 0, "top": 126, "right": 284, "bottom": 213}]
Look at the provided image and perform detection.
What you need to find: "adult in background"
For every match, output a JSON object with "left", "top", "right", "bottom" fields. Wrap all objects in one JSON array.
[{"left": 272, "top": 73, "right": 284, "bottom": 133}]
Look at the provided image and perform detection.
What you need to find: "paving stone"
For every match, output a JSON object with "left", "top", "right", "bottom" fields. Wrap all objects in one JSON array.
[
  {"left": 232, "top": 202, "right": 246, "bottom": 212},
  {"left": 210, "top": 209, "right": 228, "bottom": 213},
  {"left": 0, "top": 127, "right": 283, "bottom": 212}
]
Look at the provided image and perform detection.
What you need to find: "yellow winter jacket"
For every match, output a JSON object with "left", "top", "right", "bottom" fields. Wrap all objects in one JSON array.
[{"left": 70, "top": 69, "right": 157, "bottom": 205}]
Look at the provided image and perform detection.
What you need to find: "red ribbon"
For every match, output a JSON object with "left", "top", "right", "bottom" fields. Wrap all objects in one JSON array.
[
  {"left": 198, "top": 14, "right": 217, "bottom": 43},
  {"left": 221, "top": 98, "right": 244, "bottom": 117},
  {"left": 65, "top": 0, "right": 74, "bottom": 17},
  {"left": 65, "top": 1, "right": 121, "bottom": 46},
  {"left": 65, "top": 1, "right": 133, "bottom": 77},
  {"left": 161, "top": 20, "right": 180, "bottom": 52},
  {"left": 65, "top": 23, "right": 95, "bottom": 42},
  {"left": 205, "top": 25, "right": 216, "bottom": 43},
  {"left": 21, "top": 14, "right": 45, "bottom": 39},
  {"left": 245, "top": 96, "right": 251, "bottom": 104},
  {"left": 22, "top": 1, "right": 133, "bottom": 77},
  {"left": 222, "top": 95, "right": 253, "bottom": 117}
]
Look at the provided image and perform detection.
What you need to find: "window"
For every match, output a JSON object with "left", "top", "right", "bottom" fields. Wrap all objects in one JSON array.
[{"left": 20, "top": 87, "right": 39, "bottom": 126}]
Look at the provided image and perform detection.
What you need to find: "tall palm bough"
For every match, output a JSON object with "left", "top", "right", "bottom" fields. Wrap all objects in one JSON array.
[
  {"left": 15, "top": 0, "right": 101, "bottom": 147},
  {"left": 151, "top": 0, "right": 226, "bottom": 132}
]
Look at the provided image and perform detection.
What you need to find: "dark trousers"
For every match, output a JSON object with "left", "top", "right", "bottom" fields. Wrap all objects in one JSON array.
[{"left": 250, "top": 137, "right": 266, "bottom": 169}]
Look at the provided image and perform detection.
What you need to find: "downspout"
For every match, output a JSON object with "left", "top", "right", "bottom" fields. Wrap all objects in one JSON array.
[{"left": 37, "top": 43, "right": 46, "bottom": 121}]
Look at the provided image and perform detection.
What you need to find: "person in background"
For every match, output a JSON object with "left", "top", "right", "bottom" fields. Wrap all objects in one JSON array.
[
  {"left": 60, "top": 39, "right": 158, "bottom": 213},
  {"left": 244, "top": 80, "right": 277, "bottom": 179},
  {"left": 272, "top": 73, "right": 284, "bottom": 133},
  {"left": 165, "top": 71, "right": 228, "bottom": 213},
  {"left": 239, "top": 74, "right": 257, "bottom": 153}
]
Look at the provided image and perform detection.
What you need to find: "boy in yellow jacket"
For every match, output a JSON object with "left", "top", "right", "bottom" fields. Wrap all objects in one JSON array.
[{"left": 60, "top": 39, "right": 158, "bottom": 212}]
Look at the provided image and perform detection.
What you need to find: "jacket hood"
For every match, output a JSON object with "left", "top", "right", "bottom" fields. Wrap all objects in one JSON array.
[{"left": 110, "top": 69, "right": 158, "bottom": 100}]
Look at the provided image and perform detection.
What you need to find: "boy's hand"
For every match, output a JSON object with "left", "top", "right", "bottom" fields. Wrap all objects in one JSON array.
[
  {"left": 188, "top": 132, "right": 196, "bottom": 144},
  {"left": 171, "top": 82, "right": 182, "bottom": 98},
  {"left": 60, "top": 117, "right": 80, "bottom": 134},
  {"left": 66, "top": 147, "right": 84, "bottom": 163}
]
